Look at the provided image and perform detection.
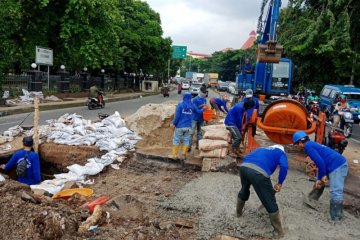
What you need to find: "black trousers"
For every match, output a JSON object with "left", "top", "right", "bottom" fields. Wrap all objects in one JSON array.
[{"left": 238, "top": 166, "right": 278, "bottom": 213}]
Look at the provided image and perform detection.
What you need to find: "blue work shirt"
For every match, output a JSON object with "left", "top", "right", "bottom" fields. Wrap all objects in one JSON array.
[
  {"left": 243, "top": 63, "right": 252, "bottom": 74},
  {"left": 4, "top": 149, "right": 41, "bottom": 185},
  {"left": 242, "top": 96, "right": 260, "bottom": 121},
  {"left": 224, "top": 102, "right": 246, "bottom": 131},
  {"left": 242, "top": 146, "right": 288, "bottom": 184},
  {"left": 211, "top": 98, "right": 229, "bottom": 113},
  {"left": 192, "top": 96, "right": 207, "bottom": 122},
  {"left": 173, "top": 102, "right": 193, "bottom": 128},
  {"left": 304, "top": 141, "right": 347, "bottom": 180}
]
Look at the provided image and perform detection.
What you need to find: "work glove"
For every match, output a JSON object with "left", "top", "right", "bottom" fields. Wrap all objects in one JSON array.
[{"left": 274, "top": 183, "right": 282, "bottom": 193}]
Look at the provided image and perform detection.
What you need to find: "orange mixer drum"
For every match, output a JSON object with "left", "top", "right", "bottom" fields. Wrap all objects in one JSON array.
[{"left": 257, "top": 99, "right": 316, "bottom": 144}]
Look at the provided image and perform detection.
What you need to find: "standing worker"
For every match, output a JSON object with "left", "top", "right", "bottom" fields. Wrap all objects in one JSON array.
[
  {"left": 209, "top": 95, "right": 230, "bottom": 116},
  {"left": 190, "top": 87, "right": 208, "bottom": 151},
  {"left": 169, "top": 92, "right": 193, "bottom": 159},
  {"left": 0, "top": 136, "right": 41, "bottom": 185},
  {"left": 236, "top": 145, "right": 288, "bottom": 237},
  {"left": 241, "top": 89, "right": 259, "bottom": 121},
  {"left": 224, "top": 100, "right": 255, "bottom": 156},
  {"left": 292, "top": 131, "right": 348, "bottom": 222}
]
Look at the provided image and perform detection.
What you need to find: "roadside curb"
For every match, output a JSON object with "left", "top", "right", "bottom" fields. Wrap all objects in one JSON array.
[{"left": 0, "top": 92, "right": 158, "bottom": 117}]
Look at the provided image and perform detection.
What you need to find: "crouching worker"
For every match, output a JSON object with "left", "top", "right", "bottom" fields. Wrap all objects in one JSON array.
[
  {"left": 0, "top": 136, "right": 41, "bottom": 185},
  {"left": 237, "top": 145, "right": 288, "bottom": 238},
  {"left": 169, "top": 92, "right": 193, "bottom": 160},
  {"left": 225, "top": 100, "right": 255, "bottom": 156},
  {"left": 293, "top": 131, "right": 348, "bottom": 222}
]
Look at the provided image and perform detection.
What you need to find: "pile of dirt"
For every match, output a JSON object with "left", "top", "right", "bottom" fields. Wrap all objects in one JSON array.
[
  {"left": 38, "top": 143, "right": 102, "bottom": 172},
  {"left": 0, "top": 180, "right": 83, "bottom": 240},
  {"left": 126, "top": 102, "right": 177, "bottom": 149}
]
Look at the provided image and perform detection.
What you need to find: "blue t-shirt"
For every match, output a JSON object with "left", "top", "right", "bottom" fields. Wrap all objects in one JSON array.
[
  {"left": 4, "top": 149, "right": 41, "bottom": 185},
  {"left": 304, "top": 141, "right": 347, "bottom": 180},
  {"left": 211, "top": 98, "right": 229, "bottom": 113},
  {"left": 224, "top": 102, "right": 246, "bottom": 130},
  {"left": 173, "top": 102, "right": 193, "bottom": 128},
  {"left": 242, "top": 96, "right": 260, "bottom": 121},
  {"left": 243, "top": 146, "right": 288, "bottom": 184},
  {"left": 192, "top": 96, "right": 207, "bottom": 122}
]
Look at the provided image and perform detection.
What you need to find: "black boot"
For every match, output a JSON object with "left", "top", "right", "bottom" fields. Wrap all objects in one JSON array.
[
  {"left": 330, "top": 199, "right": 344, "bottom": 222},
  {"left": 236, "top": 198, "right": 245, "bottom": 217},
  {"left": 269, "top": 211, "right": 285, "bottom": 238}
]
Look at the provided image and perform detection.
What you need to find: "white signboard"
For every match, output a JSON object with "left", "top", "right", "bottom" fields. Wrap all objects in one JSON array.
[{"left": 36, "top": 46, "right": 53, "bottom": 65}]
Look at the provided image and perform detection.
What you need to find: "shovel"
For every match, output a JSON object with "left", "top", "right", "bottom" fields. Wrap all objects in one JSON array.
[{"left": 302, "top": 185, "right": 325, "bottom": 210}]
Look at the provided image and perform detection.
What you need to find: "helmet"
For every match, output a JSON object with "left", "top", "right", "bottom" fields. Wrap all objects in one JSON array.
[
  {"left": 292, "top": 131, "right": 308, "bottom": 145},
  {"left": 340, "top": 95, "right": 346, "bottom": 103},
  {"left": 245, "top": 89, "right": 253, "bottom": 98},
  {"left": 272, "top": 144, "right": 285, "bottom": 152}
]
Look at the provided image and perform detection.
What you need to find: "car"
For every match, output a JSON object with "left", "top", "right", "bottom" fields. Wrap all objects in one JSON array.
[
  {"left": 319, "top": 85, "right": 360, "bottom": 120},
  {"left": 189, "top": 83, "right": 202, "bottom": 97},
  {"left": 227, "top": 82, "right": 237, "bottom": 95},
  {"left": 217, "top": 81, "right": 229, "bottom": 91},
  {"left": 182, "top": 81, "right": 190, "bottom": 90}
]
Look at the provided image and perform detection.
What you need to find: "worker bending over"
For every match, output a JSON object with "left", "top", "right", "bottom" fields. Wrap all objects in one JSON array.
[
  {"left": 237, "top": 145, "right": 288, "bottom": 237},
  {"left": 293, "top": 131, "right": 348, "bottom": 222},
  {"left": 209, "top": 95, "right": 229, "bottom": 115},
  {"left": 225, "top": 100, "right": 254, "bottom": 156}
]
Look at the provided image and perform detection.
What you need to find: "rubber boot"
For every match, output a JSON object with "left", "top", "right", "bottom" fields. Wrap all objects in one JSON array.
[
  {"left": 168, "top": 146, "right": 179, "bottom": 159},
  {"left": 236, "top": 198, "right": 245, "bottom": 217},
  {"left": 180, "top": 146, "right": 189, "bottom": 160},
  {"left": 269, "top": 211, "right": 285, "bottom": 238},
  {"left": 330, "top": 199, "right": 344, "bottom": 222},
  {"left": 309, "top": 185, "right": 325, "bottom": 201}
]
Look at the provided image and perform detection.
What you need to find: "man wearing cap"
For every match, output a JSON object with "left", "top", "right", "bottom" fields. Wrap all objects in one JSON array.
[
  {"left": 0, "top": 136, "right": 41, "bottom": 185},
  {"left": 241, "top": 89, "right": 259, "bottom": 121},
  {"left": 292, "top": 131, "right": 348, "bottom": 222},
  {"left": 225, "top": 100, "right": 255, "bottom": 156},
  {"left": 190, "top": 87, "right": 208, "bottom": 151},
  {"left": 236, "top": 145, "right": 288, "bottom": 237}
]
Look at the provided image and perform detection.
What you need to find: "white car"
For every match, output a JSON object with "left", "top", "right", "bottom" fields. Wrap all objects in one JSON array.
[
  {"left": 228, "top": 82, "right": 237, "bottom": 95},
  {"left": 182, "top": 81, "right": 190, "bottom": 90},
  {"left": 189, "top": 83, "right": 202, "bottom": 97}
]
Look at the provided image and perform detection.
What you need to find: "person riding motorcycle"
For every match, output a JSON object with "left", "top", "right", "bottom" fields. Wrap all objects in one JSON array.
[
  {"left": 332, "top": 95, "right": 350, "bottom": 128},
  {"left": 89, "top": 83, "right": 103, "bottom": 106}
]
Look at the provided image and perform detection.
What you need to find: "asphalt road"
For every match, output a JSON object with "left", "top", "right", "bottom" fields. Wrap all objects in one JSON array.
[
  {"left": 0, "top": 90, "right": 218, "bottom": 133},
  {"left": 0, "top": 89, "right": 359, "bottom": 146}
]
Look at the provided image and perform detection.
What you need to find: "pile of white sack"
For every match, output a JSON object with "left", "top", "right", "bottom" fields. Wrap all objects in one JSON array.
[
  {"left": 30, "top": 111, "right": 141, "bottom": 194},
  {"left": 199, "top": 125, "right": 231, "bottom": 171}
]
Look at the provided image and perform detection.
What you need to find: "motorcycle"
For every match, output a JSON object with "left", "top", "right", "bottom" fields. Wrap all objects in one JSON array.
[
  {"left": 161, "top": 86, "right": 170, "bottom": 97},
  {"left": 307, "top": 99, "right": 320, "bottom": 119},
  {"left": 326, "top": 130, "right": 348, "bottom": 154},
  {"left": 87, "top": 91, "right": 105, "bottom": 110},
  {"left": 338, "top": 108, "right": 354, "bottom": 138}
]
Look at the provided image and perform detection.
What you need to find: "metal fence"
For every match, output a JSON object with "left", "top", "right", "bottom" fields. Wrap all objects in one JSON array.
[{"left": 1, "top": 72, "right": 142, "bottom": 93}]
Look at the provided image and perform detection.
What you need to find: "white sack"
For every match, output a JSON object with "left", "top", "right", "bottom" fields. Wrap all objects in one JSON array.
[
  {"left": 200, "top": 147, "right": 228, "bottom": 158},
  {"left": 199, "top": 139, "right": 229, "bottom": 151}
]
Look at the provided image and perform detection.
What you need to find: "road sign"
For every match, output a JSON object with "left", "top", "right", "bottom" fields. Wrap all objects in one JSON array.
[
  {"left": 36, "top": 46, "right": 53, "bottom": 66},
  {"left": 172, "top": 45, "right": 187, "bottom": 59}
]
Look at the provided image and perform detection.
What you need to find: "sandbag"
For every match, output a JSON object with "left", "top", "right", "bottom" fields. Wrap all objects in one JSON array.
[
  {"left": 202, "top": 124, "right": 227, "bottom": 133},
  {"left": 200, "top": 147, "right": 228, "bottom": 158},
  {"left": 199, "top": 139, "right": 228, "bottom": 151},
  {"left": 203, "top": 129, "right": 231, "bottom": 142}
]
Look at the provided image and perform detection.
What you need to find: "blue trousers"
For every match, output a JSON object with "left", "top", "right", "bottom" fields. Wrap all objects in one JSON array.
[
  {"left": 329, "top": 162, "right": 348, "bottom": 201},
  {"left": 173, "top": 127, "right": 192, "bottom": 146}
]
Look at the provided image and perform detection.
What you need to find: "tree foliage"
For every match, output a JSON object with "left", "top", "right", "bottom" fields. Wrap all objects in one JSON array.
[
  {"left": 278, "top": 0, "right": 360, "bottom": 90},
  {"left": 0, "top": 0, "right": 171, "bottom": 76}
]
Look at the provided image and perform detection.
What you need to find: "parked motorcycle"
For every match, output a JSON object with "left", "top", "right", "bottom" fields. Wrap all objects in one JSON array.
[
  {"left": 326, "top": 130, "right": 348, "bottom": 154},
  {"left": 87, "top": 91, "right": 105, "bottom": 110}
]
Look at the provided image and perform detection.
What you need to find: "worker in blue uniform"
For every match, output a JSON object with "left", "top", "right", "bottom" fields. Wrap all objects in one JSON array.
[
  {"left": 0, "top": 136, "right": 41, "bottom": 185},
  {"left": 241, "top": 89, "right": 260, "bottom": 136},
  {"left": 209, "top": 95, "right": 229, "bottom": 115},
  {"left": 169, "top": 92, "right": 193, "bottom": 160},
  {"left": 293, "top": 131, "right": 348, "bottom": 222},
  {"left": 190, "top": 89, "right": 208, "bottom": 151},
  {"left": 236, "top": 145, "right": 288, "bottom": 237},
  {"left": 224, "top": 100, "right": 254, "bottom": 156}
]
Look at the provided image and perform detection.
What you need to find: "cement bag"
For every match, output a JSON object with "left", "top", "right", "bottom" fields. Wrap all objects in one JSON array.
[
  {"left": 203, "top": 129, "right": 231, "bottom": 142},
  {"left": 200, "top": 147, "right": 228, "bottom": 158},
  {"left": 202, "top": 124, "right": 227, "bottom": 133},
  {"left": 0, "top": 174, "right": 5, "bottom": 182},
  {"left": 199, "top": 139, "right": 228, "bottom": 151}
]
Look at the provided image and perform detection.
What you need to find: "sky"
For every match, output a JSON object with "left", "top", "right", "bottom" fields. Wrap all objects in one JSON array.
[{"left": 145, "top": 0, "right": 289, "bottom": 54}]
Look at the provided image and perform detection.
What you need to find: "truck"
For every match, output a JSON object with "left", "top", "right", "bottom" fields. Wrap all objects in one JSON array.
[
  {"left": 204, "top": 73, "right": 219, "bottom": 87},
  {"left": 185, "top": 72, "right": 205, "bottom": 83},
  {"left": 236, "top": 0, "right": 293, "bottom": 97}
]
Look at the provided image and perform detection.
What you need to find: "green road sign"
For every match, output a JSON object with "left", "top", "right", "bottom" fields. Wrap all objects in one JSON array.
[{"left": 172, "top": 45, "right": 187, "bottom": 59}]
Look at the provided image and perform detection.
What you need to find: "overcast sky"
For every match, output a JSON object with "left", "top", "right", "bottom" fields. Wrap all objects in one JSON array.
[{"left": 145, "top": 0, "right": 289, "bottom": 54}]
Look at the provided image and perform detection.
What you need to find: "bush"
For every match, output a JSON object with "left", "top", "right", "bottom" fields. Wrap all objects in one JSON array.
[
  {"left": 69, "top": 85, "right": 81, "bottom": 93},
  {"left": 42, "top": 87, "right": 58, "bottom": 96}
]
